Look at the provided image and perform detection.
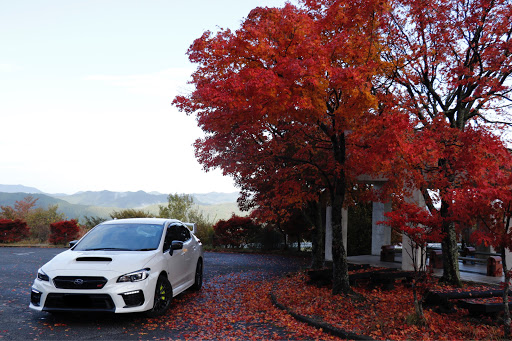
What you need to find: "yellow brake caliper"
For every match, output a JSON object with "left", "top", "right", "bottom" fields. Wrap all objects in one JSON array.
[{"left": 159, "top": 284, "right": 166, "bottom": 300}]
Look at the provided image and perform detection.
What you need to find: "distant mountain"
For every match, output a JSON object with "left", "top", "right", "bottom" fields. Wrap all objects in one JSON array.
[
  {"left": 0, "top": 185, "right": 241, "bottom": 222},
  {"left": 54, "top": 190, "right": 169, "bottom": 208},
  {"left": 54, "top": 190, "right": 239, "bottom": 208},
  {"left": 0, "top": 184, "right": 43, "bottom": 194},
  {"left": 0, "top": 192, "right": 114, "bottom": 220},
  {"left": 192, "top": 192, "right": 239, "bottom": 205}
]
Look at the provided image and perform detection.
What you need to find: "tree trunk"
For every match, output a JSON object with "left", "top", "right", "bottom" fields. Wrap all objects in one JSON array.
[
  {"left": 412, "top": 282, "right": 426, "bottom": 325},
  {"left": 307, "top": 200, "right": 325, "bottom": 269},
  {"left": 329, "top": 129, "right": 351, "bottom": 295},
  {"left": 440, "top": 200, "right": 462, "bottom": 286},
  {"left": 332, "top": 189, "right": 351, "bottom": 295},
  {"left": 411, "top": 246, "right": 427, "bottom": 325},
  {"left": 278, "top": 223, "right": 288, "bottom": 250}
]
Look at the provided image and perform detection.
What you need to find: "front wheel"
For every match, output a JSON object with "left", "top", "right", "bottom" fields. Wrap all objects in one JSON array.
[
  {"left": 146, "top": 275, "right": 172, "bottom": 317},
  {"left": 191, "top": 259, "right": 203, "bottom": 291}
]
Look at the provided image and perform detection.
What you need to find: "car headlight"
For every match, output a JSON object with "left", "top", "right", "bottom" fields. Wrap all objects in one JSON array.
[
  {"left": 37, "top": 269, "right": 49, "bottom": 282},
  {"left": 117, "top": 268, "right": 151, "bottom": 283}
]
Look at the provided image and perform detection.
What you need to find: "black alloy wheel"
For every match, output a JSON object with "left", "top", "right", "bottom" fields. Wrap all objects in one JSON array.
[{"left": 146, "top": 275, "right": 172, "bottom": 317}]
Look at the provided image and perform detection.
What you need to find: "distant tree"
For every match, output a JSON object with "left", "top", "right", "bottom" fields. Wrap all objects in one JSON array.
[
  {"left": 187, "top": 209, "right": 214, "bottom": 246},
  {"left": 279, "top": 209, "right": 312, "bottom": 252},
  {"left": 26, "top": 205, "right": 65, "bottom": 243},
  {"left": 213, "top": 215, "right": 260, "bottom": 248},
  {"left": 15, "top": 196, "right": 38, "bottom": 218},
  {"left": 0, "top": 196, "right": 38, "bottom": 220},
  {"left": 82, "top": 216, "right": 107, "bottom": 229},
  {"left": 158, "top": 193, "right": 195, "bottom": 221},
  {"left": 0, "top": 197, "right": 65, "bottom": 243},
  {"left": 159, "top": 193, "right": 214, "bottom": 245},
  {"left": 49, "top": 220, "right": 80, "bottom": 245},
  {"left": 0, "top": 219, "right": 29, "bottom": 243},
  {"left": 0, "top": 206, "right": 16, "bottom": 220},
  {"left": 110, "top": 209, "right": 153, "bottom": 219}
]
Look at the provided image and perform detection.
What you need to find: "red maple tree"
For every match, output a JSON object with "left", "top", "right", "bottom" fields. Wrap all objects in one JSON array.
[
  {"left": 49, "top": 220, "right": 80, "bottom": 245},
  {"left": 0, "top": 219, "right": 29, "bottom": 243},
  {"left": 452, "top": 142, "right": 512, "bottom": 337},
  {"left": 381, "top": 0, "right": 512, "bottom": 286},
  {"left": 213, "top": 215, "right": 260, "bottom": 248},
  {"left": 174, "top": 0, "right": 394, "bottom": 295}
]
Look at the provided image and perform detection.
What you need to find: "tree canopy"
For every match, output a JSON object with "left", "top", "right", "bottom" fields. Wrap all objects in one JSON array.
[{"left": 174, "top": 0, "right": 512, "bottom": 296}]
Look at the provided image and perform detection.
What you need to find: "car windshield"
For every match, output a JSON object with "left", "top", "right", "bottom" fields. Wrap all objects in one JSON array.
[{"left": 73, "top": 223, "right": 165, "bottom": 251}]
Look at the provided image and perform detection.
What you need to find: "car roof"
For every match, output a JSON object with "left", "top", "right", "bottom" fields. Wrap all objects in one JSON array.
[{"left": 101, "top": 218, "right": 183, "bottom": 226}]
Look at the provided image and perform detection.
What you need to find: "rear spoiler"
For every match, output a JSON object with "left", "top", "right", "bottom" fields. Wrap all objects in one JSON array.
[{"left": 184, "top": 223, "right": 197, "bottom": 234}]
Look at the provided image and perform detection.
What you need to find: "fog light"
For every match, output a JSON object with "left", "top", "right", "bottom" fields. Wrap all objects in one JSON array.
[
  {"left": 120, "top": 290, "right": 144, "bottom": 307},
  {"left": 31, "top": 288, "right": 42, "bottom": 306}
]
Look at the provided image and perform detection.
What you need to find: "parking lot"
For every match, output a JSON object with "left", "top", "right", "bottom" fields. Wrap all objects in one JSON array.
[{"left": 0, "top": 247, "right": 308, "bottom": 340}]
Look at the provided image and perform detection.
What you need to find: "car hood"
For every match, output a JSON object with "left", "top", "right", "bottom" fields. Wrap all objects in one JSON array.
[{"left": 42, "top": 249, "right": 159, "bottom": 275}]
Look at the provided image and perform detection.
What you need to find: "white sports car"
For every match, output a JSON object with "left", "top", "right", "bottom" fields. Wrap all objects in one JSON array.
[{"left": 29, "top": 218, "right": 204, "bottom": 316}]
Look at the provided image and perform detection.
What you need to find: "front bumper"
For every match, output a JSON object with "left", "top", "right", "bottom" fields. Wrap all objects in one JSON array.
[{"left": 29, "top": 272, "right": 159, "bottom": 313}]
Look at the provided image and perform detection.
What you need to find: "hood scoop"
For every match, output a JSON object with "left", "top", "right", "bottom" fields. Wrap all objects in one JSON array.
[{"left": 75, "top": 257, "right": 113, "bottom": 262}]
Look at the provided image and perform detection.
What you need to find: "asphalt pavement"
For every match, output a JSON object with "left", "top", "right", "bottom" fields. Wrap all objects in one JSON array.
[{"left": 0, "top": 247, "right": 308, "bottom": 340}]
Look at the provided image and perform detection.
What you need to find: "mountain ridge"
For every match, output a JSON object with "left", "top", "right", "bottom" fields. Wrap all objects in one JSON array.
[
  {"left": 0, "top": 184, "right": 239, "bottom": 205},
  {"left": 0, "top": 184, "right": 43, "bottom": 194},
  {"left": 0, "top": 185, "right": 241, "bottom": 222}
]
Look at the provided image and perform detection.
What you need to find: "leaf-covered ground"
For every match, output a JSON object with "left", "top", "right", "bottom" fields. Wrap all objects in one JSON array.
[
  {"left": 20, "top": 252, "right": 505, "bottom": 340},
  {"left": 272, "top": 272, "right": 504, "bottom": 340},
  {"left": 141, "top": 266, "right": 504, "bottom": 340},
  {"left": 144, "top": 271, "right": 336, "bottom": 340}
]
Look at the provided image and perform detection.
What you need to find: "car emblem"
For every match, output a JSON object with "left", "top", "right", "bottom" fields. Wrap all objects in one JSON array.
[{"left": 74, "top": 279, "right": 84, "bottom": 285}]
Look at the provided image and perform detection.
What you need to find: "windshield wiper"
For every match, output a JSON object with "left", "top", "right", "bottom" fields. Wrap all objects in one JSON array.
[
  {"left": 134, "top": 248, "right": 156, "bottom": 251},
  {"left": 84, "top": 248, "right": 133, "bottom": 251}
]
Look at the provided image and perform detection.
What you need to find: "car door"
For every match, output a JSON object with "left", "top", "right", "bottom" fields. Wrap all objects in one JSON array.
[
  {"left": 176, "top": 225, "right": 195, "bottom": 282},
  {"left": 162, "top": 224, "right": 188, "bottom": 290}
]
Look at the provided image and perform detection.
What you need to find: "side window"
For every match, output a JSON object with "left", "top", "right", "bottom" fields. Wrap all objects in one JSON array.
[
  {"left": 164, "top": 225, "right": 180, "bottom": 250},
  {"left": 169, "top": 225, "right": 180, "bottom": 241},
  {"left": 166, "top": 224, "right": 190, "bottom": 243},
  {"left": 179, "top": 226, "right": 191, "bottom": 241},
  {"left": 163, "top": 228, "right": 172, "bottom": 250}
]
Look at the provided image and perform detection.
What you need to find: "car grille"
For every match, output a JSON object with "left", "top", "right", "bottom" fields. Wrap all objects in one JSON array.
[
  {"left": 53, "top": 276, "right": 108, "bottom": 289},
  {"left": 44, "top": 293, "right": 115, "bottom": 312}
]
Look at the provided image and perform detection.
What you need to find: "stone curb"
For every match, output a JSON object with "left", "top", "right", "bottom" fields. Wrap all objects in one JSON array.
[{"left": 270, "top": 283, "right": 373, "bottom": 340}]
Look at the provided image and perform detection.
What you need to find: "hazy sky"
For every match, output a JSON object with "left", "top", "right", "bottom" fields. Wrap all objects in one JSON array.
[{"left": 0, "top": 0, "right": 295, "bottom": 195}]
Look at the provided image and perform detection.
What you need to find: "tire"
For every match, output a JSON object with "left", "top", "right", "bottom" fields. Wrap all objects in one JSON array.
[
  {"left": 191, "top": 259, "right": 203, "bottom": 291},
  {"left": 146, "top": 275, "right": 172, "bottom": 317}
]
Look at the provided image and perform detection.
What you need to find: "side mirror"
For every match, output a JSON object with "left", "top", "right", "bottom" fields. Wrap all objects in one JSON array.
[
  {"left": 171, "top": 241, "right": 183, "bottom": 250},
  {"left": 69, "top": 240, "right": 78, "bottom": 248},
  {"left": 169, "top": 241, "right": 183, "bottom": 256}
]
